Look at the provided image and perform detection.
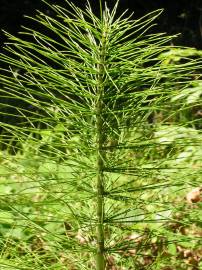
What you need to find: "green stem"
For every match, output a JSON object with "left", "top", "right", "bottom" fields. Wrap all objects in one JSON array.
[{"left": 96, "top": 23, "right": 108, "bottom": 270}]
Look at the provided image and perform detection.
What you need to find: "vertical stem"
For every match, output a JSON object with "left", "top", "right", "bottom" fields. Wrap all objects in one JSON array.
[
  {"left": 96, "top": 21, "right": 108, "bottom": 270},
  {"left": 96, "top": 112, "right": 105, "bottom": 270}
]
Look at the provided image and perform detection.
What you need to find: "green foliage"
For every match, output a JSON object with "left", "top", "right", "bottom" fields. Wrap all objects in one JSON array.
[
  {"left": 171, "top": 80, "right": 202, "bottom": 105},
  {"left": 158, "top": 47, "right": 202, "bottom": 64},
  {"left": 0, "top": 0, "right": 201, "bottom": 269}
]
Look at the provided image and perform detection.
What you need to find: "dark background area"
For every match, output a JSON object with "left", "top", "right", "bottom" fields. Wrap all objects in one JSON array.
[{"left": 0, "top": 0, "right": 202, "bottom": 49}]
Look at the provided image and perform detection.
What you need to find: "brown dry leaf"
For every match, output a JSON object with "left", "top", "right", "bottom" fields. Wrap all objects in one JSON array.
[
  {"left": 128, "top": 249, "right": 136, "bottom": 256},
  {"left": 106, "top": 255, "right": 124, "bottom": 270},
  {"left": 186, "top": 187, "right": 202, "bottom": 203},
  {"left": 76, "top": 230, "right": 88, "bottom": 244},
  {"left": 143, "top": 255, "right": 153, "bottom": 266}
]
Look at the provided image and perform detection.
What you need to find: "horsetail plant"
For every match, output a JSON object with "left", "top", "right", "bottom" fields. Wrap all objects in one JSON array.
[{"left": 0, "top": 0, "right": 201, "bottom": 269}]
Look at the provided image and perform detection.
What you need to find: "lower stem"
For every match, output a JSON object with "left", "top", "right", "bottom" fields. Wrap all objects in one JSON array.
[{"left": 96, "top": 159, "right": 105, "bottom": 269}]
